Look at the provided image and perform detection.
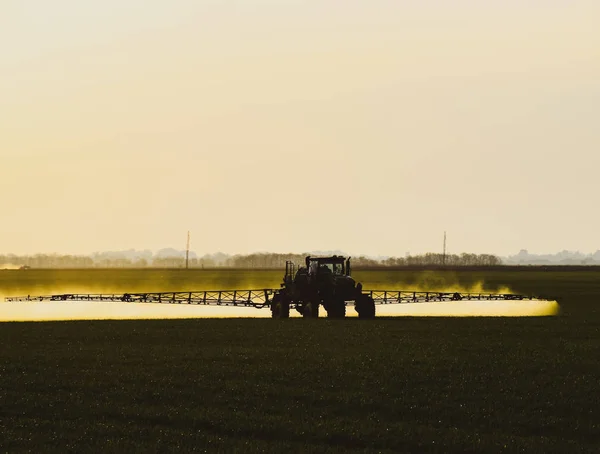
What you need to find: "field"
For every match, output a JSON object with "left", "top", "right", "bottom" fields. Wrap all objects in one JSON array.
[{"left": 1, "top": 268, "right": 599, "bottom": 452}]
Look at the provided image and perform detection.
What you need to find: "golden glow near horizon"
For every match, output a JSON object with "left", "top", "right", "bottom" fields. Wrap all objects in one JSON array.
[
  {"left": 0, "top": 300, "right": 559, "bottom": 322},
  {"left": 2, "top": 1, "right": 599, "bottom": 257}
]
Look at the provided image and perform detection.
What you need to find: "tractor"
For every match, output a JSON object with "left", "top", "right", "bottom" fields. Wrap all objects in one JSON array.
[{"left": 270, "top": 255, "right": 376, "bottom": 319}]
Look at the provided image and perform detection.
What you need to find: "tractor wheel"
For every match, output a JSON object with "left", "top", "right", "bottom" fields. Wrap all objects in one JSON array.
[
  {"left": 271, "top": 294, "right": 290, "bottom": 319},
  {"left": 356, "top": 295, "right": 376, "bottom": 319},
  {"left": 270, "top": 294, "right": 281, "bottom": 318},
  {"left": 303, "top": 301, "right": 320, "bottom": 318},
  {"left": 280, "top": 299, "right": 290, "bottom": 318},
  {"left": 327, "top": 299, "right": 346, "bottom": 319}
]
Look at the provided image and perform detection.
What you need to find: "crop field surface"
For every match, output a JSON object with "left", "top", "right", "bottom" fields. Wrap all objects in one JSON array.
[{"left": 1, "top": 268, "right": 599, "bottom": 452}]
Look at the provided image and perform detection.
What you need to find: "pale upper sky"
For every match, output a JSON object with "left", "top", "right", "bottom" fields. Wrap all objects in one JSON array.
[{"left": 1, "top": 1, "right": 599, "bottom": 257}]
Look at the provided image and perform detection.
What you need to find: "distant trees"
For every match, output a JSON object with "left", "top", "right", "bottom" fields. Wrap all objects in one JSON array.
[
  {"left": 384, "top": 253, "right": 501, "bottom": 267},
  {"left": 0, "top": 254, "right": 94, "bottom": 269},
  {"left": 504, "top": 249, "right": 600, "bottom": 265},
  {"left": 226, "top": 253, "right": 306, "bottom": 268},
  {"left": 0, "top": 252, "right": 502, "bottom": 269}
]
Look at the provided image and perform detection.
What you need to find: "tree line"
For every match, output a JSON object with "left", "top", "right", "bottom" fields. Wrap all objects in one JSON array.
[
  {"left": 0, "top": 252, "right": 501, "bottom": 269},
  {"left": 220, "top": 252, "right": 501, "bottom": 268}
]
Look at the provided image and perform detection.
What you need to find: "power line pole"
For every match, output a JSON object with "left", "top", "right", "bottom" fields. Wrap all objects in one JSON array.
[
  {"left": 442, "top": 231, "right": 447, "bottom": 266},
  {"left": 186, "top": 231, "right": 190, "bottom": 270}
]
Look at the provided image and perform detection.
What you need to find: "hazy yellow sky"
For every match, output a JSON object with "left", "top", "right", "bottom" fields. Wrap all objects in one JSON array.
[{"left": 2, "top": 1, "right": 599, "bottom": 257}]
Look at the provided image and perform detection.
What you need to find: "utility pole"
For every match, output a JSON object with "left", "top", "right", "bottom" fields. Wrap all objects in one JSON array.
[
  {"left": 186, "top": 231, "right": 190, "bottom": 270},
  {"left": 442, "top": 231, "right": 447, "bottom": 266}
]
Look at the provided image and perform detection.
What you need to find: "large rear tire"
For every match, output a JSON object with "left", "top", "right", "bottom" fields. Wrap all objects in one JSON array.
[
  {"left": 271, "top": 294, "right": 290, "bottom": 319},
  {"left": 280, "top": 299, "right": 290, "bottom": 319},
  {"left": 327, "top": 298, "right": 346, "bottom": 319},
  {"left": 303, "top": 301, "right": 320, "bottom": 318},
  {"left": 355, "top": 295, "right": 376, "bottom": 319},
  {"left": 270, "top": 294, "right": 281, "bottom": 318}
]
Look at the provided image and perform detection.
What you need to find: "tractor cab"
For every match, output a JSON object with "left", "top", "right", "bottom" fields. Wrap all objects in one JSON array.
[{"left": 305, "top": 255, "right": 351, "bottom": 277}]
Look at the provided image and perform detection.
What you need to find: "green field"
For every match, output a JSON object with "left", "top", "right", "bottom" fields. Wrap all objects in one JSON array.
[{"left": 1, "top": 269, "right": 599, "bottom": 452}]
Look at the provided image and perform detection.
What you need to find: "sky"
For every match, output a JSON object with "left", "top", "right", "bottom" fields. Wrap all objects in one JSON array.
[{"left": 1, "top": 0, "right": 599, "bottom": 257}]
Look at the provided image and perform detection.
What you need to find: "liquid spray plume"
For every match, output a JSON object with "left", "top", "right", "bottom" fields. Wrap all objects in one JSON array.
[
  {"left": 0, "top": 270, "right": 559, "bottom": 321},
  {"left": 376, "top": 300, "right": 560, "bottom": 317},
  {"left": 366, "top": 271, "right": 515, "bottom": 295}
]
